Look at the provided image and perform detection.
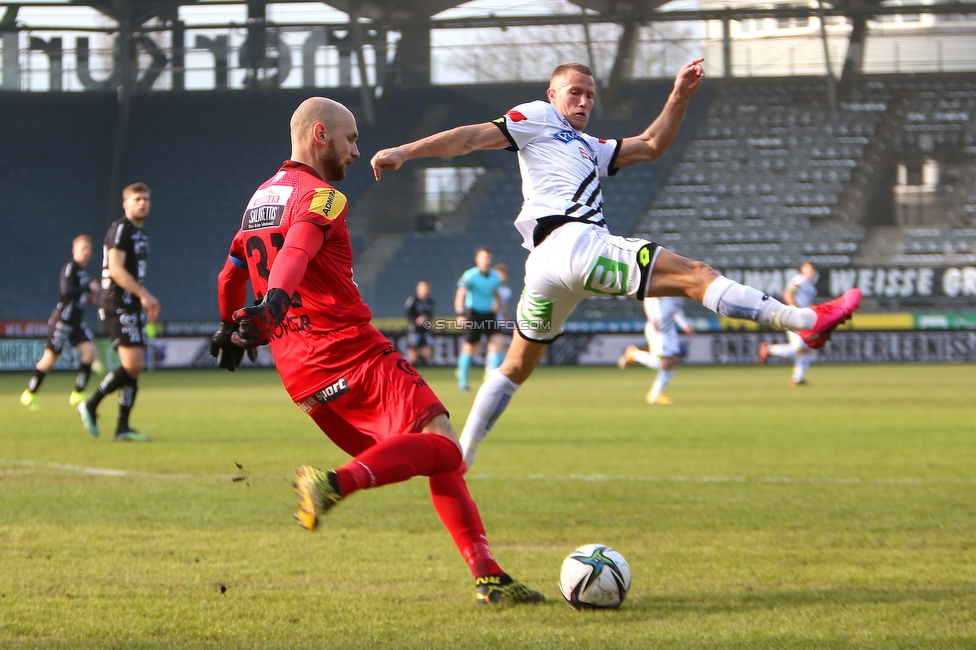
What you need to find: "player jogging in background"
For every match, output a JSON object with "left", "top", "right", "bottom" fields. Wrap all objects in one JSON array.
[
  {"left": 758, "top": 261, "right": 819, "bottom": 386},
  {"left": 212, "top": 97, "right": 543, "bottom": 605},
  {"left": 371, "top": 59, "right": 862, "bottom": 470},
  {"left": 618, "top": 297, "right": 695, "bottom": 405},
  {"left": 21, "top": 235, "right": 99, "bottom": 411},
  {"left": 78, "top": 183, "right": 159, "bottom": 441},
  {"left": 454, "top": 248, "right": 505, "bottom": 392}
]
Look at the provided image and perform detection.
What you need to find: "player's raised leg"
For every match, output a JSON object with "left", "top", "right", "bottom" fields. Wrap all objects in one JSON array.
[
  {"left": 764, "top": 342, "right": 799, "bottom": 361},
  {"left": 618, "top": 346, "right": 662, "bottom": 370},
  {"left": 646, "top": 249, "right": 860, "bottom": 348}
]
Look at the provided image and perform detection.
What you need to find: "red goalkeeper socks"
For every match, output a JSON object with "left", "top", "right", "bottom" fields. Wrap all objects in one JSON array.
[
  {"left": 430, "top": 469, "right": 503, "bottom": 578},
  {"left": 336, "top": 432, "right": 461, "bottom": 496}
]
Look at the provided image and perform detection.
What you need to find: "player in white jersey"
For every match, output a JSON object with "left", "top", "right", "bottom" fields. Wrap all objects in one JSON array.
[
  {"left": 618, "top": 297, "right": 695, "bottom": 404},
  {"left": 758, "top": 262, "right": 819, "bottom": 386},
  {"left": 371, "top": 60, "right": 862, "bottom": 470}
]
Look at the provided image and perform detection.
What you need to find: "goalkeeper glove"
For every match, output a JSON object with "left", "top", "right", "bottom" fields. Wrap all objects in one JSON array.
[
  {"left": 210, "top": 323, "right": 258, "bottom": 371},
  {"left": 231, "top": 288, "right": 291, "bottom": 348}
]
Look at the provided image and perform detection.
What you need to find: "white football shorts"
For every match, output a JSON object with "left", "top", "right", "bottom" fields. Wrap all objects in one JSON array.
[
  {"left": 515, "top": 222, "right": 661, "bottom": 342},
  {"left": 645, "top": 323, "right": 681, "bottom": 359}
]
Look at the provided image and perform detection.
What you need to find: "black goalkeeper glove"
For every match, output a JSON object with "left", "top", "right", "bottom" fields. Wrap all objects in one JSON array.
[
  {"left": 210, "top": 322, "right": 258, "bottom": 371},
  {"left": 231, "top": 288, "right": 291, "bottom": 348}
]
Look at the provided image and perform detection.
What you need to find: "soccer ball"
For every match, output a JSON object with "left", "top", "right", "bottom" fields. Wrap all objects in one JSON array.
[{"left": 558, "top": 544, "right": 631, "bottom": 610}]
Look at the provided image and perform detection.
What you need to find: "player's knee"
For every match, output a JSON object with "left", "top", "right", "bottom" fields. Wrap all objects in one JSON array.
[
  {"left": 423, "top": 414, "right": 459, "bottom": 443},
  {"left": 79, "top": 345, "right": 97, "bottom": 364},
  {"left": 687, "top": 259, "right": 719, "bottom": 286},
  {"left": 121, "top": 358, "right": 144, "bottom": 377}
]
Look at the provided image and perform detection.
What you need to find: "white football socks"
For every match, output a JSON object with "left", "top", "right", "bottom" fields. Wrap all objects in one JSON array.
[
  {"left": 631, "top": 349, "right": 661, "bottom": 370},
  {"left": 459, "top": 370, "right": 519, "bottom": 469},
  {"left": 793, "top": 354, "right": 813, "bottom": 383},
  {"left": 702, "top": 276, "right": 816, "bottom": 331},
  {"left": 649, "top": 368, "right": 674, "bottom": 400}
]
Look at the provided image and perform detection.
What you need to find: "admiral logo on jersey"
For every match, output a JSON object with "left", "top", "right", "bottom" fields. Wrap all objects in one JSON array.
[
  {"left": 506, "top": 110, "right": 528, "bottom": 122},
  {"left": 309, "top": 188, "right": 347, "bottom": 220}
]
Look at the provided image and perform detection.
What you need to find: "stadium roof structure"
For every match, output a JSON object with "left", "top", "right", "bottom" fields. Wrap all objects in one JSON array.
[
  {"left": 7, "top": 0, "right": 975, "bottom": 106},
  {"left": 15, "top": 0, "right": 972, "bottom": 101}
]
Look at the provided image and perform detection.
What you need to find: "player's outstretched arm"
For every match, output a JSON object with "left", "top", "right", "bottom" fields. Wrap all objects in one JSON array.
[
  {"left": 371, "top": 123, "right": 509, "bottom": 180},
  {"left": 614, "top": 58, "right": 705, "bottom": 169}
]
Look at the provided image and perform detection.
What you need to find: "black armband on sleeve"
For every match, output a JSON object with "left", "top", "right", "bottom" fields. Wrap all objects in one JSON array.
[{"left": 492, "top": 117, "right": 519, "bottom": 152}]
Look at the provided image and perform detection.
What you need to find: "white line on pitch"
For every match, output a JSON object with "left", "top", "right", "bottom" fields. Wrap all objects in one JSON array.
[
  {"left": 476, "top": 473, "right": 976, "bottom": 485},
  {"left": 3, "top": 460, "right": 975, "bottom": 486},
  {"left": 0, "top": 459, "right": 202, "bottom": 479}
]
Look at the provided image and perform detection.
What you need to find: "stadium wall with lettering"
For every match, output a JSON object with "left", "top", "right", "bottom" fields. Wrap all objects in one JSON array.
[{"left": 721, "top": 265, "right": 976, "bottom": 306}]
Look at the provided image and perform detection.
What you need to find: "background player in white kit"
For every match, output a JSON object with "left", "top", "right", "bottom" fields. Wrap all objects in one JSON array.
[
  {"left": 618, "top": 297, "right": 695, "bottom": 404},
  {"left": 371, "top": 59, "right": 861, "bottom": 470},
  {"left": 758, "top": 262, "right": 819, "bottom": 386}
]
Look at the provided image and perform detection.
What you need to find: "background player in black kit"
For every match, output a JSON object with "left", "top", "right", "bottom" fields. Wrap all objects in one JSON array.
[
  {"left": 78, "top": 182, "right": 160, "bottom": 441},
  {"left": 404, "top": 280, "right": 434, "bottom": 366},
  {"left": 21, "top": 235, "right": 100, "bottom": 411}
]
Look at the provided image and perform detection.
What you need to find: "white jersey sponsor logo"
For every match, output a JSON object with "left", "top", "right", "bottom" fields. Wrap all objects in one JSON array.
[{"left": 500, "top": 101, "right": 619, "bottom": 250}]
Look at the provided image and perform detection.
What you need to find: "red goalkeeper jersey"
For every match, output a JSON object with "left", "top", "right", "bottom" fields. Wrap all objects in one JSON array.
[{"left": 223, "top": 160, "right": 374, "bottom": 398}]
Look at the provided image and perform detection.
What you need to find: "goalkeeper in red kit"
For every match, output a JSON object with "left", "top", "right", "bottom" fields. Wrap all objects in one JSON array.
[{"left": 211, "top": 97, "right": 542, "bottom": 605}]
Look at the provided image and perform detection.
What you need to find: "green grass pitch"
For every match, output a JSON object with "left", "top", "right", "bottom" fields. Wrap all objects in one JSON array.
[{"left": 2, "top": 363, "right": 975, "bottom": 649}]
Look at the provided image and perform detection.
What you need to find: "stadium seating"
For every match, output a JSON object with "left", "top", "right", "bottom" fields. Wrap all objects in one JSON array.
[
  {"left": 634, "top": 77, "right": 877, "bottom": 271},
  {"left": 877, "top": 74, "right": 976, "bottom": 263},
  {"left": 0, "top": 92, "right": 116, "bottom": 320},
  {"left": 5, "top": 72, "right": 976, "bottom": 323}
]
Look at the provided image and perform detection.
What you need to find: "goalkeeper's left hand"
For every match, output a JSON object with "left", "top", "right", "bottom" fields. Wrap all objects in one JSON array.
[
  {"left": 231, "top": 288, "right": 291, "bottom": 348},
  {"left": 210, "top": 323, "right": 258, "bottom": 371}
]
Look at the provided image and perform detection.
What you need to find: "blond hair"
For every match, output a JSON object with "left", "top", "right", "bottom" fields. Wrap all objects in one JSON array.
[{"left": 122, "top": 182, "right": 151, "bottom": 200}]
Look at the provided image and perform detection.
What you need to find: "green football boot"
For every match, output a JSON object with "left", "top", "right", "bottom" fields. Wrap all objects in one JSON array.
[{"left": 475, "top": 574, "right": 545, "bottom": 605}]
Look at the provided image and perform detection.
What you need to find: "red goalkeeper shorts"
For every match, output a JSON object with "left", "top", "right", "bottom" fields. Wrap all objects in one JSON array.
[{"left": 288, "top": 324, "right": 447, "bottom": 454}]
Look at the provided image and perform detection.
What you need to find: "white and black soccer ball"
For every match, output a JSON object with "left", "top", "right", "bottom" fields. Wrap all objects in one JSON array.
[{"left": 558, "top": 544, "right": 631, "bottom": 610}]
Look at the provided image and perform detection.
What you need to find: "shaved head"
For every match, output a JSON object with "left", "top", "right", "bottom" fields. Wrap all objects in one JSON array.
[
  {"left": 289, "top": 97, "right": 360, "bottom": 182},
  {"left": 290, "top": 97, "right": 353, "bottom": 149}
]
